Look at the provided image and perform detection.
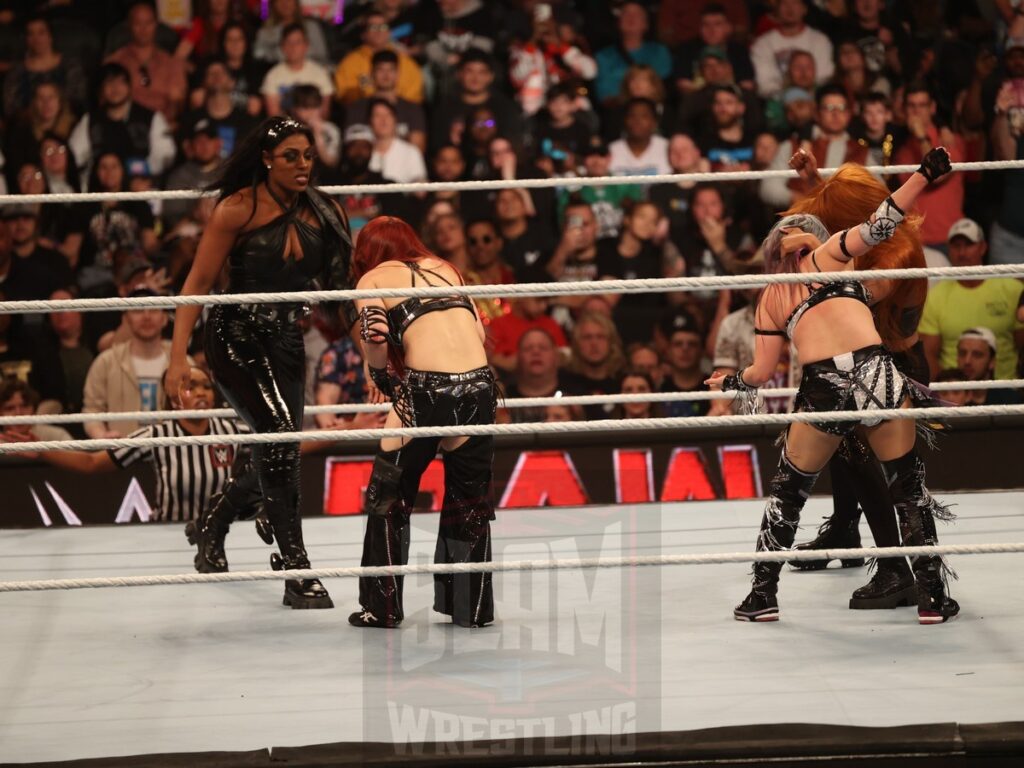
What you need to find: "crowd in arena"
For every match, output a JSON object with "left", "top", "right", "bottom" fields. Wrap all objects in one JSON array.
[{"left": 1, "top": 0, "right": 1023, "bottom": 469}]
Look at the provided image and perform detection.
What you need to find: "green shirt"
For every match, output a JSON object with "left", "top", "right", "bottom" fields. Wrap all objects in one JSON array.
[{"left": 918, "top": 278, "right": 1024, "bottom": 379}]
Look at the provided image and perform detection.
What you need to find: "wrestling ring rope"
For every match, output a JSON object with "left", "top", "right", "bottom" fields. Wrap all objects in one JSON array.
[
  {"left": 0, "top": 378, "right": 1020, "bottom": 426},
  {"left": 3, "top": 160, "right": 1024, "bottom": 766}
]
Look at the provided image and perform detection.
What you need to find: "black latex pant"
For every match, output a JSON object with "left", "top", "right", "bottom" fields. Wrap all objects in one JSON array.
[
  {"left": 358, "top": 370, "right": 496, "bottom": 626},
  {"left": 204, "top": 306, "right": 309, "bottom": 567}
]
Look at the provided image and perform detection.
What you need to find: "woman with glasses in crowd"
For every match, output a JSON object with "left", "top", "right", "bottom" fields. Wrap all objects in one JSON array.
[{"left": 167, "top": 116, "right": 356, "bottom": 610}]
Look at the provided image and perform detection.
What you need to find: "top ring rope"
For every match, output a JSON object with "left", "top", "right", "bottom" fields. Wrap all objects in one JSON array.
[
  {"left": 1, "top": 403, "right": 1023, "bottom": 455},
  {"left": 0, "top": 379, "right": 1019, "bottom": 427},
  {"left": 2, "top": 264, "right": 1022, "bottom": 315},
  {"left": 0, "top": 160, "right": 1022, "bottom": 205}
]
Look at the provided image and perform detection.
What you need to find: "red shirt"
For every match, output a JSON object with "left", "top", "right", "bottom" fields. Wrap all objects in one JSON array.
[
  {"left": 894, "top": 126, "right": 965, "bottom": 246},
  {"left": 488, "top": 315, "right": 568, "bottom": 358}
]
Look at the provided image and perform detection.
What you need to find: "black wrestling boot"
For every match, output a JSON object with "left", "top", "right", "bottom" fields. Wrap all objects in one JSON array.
[
  {"left": 734, "top": 564, "right": 780, "bottom": 622},
  {"left": 185, "top": 493, "right": 234, "bottom": 573},
  {"left": 881, "top": 450, "right": 959, "bottom": 625},
  {"left": 915, "top": 565, "right": 960, "bottom": 624},
  {"left": 736, "top": 453, "right": 819, "bottom": 622},
  {"left": 849, "top": 559, "right": 916, "bottom": 609},
  {"left": 791, "top": 516, "right": 865, "bottom": 570},
  {"left": 267, "top": 508, "right": 333, "bottom": 609},
  {"left": 269, "top": 548, "right": 334, "bottom": 609}
]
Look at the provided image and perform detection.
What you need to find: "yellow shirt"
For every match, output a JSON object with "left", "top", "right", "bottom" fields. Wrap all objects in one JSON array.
[
  {"left": 918, "top": 278, "right": 1024, "bottom": 379},
  {"left": 333, "top": 45, "right": 424, "bottom": 104}
]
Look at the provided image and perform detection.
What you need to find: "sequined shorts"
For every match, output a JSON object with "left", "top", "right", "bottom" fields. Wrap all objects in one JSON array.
[{"left": 796, "top": 345, "right": 910, "bottom": 436}]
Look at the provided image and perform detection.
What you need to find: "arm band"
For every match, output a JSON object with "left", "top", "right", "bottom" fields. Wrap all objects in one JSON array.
[
  {"left": 359, "top": 306, "right": 392, "bottom": 345},
  {"left": 839, "top": 229, "right": 855, "bottom": 261},
  {"left": 721, "top": 368, "right": 757, "bottom": 394},
  {"left": 857, "top": 196, "right": 906, "bottom": 247},
  {"left": 754, "top": 327, "right": 786, "bottom": 337}
]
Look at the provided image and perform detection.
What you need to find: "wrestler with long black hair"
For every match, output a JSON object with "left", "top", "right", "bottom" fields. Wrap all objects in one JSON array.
[
  {"left": 707, "top": 147, "right": 959, "bottom": 625},
  {"left": 168, "top": 116, "right": 355, "bottom": 609},
  {"left": 347, "top": 216, "right": 497, "bottom": 629}
]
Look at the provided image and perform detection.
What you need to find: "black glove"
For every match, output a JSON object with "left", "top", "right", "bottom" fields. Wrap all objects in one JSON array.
[
  {"left": 917, "top": 146, "right": 952, "bottom": 184},
  {"left": 721, "top": 369, "right": 756, "bottom": 394},
  {"left": 368, "top": 365, "right": 395, "bottom": 399}
]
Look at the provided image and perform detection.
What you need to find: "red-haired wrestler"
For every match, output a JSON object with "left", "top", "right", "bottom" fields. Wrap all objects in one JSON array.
[
  {"left": 350, "top": 216, "right": 497, "bottom": 629},
  {"left": 781, "top": 150, "right": 933, "bottom": 611}
]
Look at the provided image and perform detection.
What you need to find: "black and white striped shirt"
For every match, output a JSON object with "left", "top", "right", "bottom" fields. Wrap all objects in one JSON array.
[{"left": 108, "top": 418, "right": 251, "bottom": 522}]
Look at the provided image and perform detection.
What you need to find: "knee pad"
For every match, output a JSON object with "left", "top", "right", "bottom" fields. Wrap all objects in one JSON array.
[{"left": 366, "top": 450, "right": 406, "bottom": 518}]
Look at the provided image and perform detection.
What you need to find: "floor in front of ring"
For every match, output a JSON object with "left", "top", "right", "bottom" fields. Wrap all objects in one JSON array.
[{"left": 1, "top": 491, "right": 1023, "bottom": 763}]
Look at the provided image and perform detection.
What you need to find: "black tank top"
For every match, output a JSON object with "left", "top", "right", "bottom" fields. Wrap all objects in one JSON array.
[{"left": 227, "top": 188, "right": 350, "bottom": 294}]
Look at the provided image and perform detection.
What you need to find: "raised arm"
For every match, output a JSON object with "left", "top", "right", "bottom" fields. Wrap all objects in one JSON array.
[
  {"left": 168, "top": 196, "right": 245, "bottom": 394},
  {"left": 816, "top": 147, "right": 952, "bottom": 269}
]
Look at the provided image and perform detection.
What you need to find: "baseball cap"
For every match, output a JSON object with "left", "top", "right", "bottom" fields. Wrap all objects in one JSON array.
[
  {"left": 947, "top": 218, "right": 985, "bottom": 244},
  {"left": 344, "top": 123, "right": 375, "bottom": 144},
  {"left": 699, "top": 45, "right": 729, "bottom": 62},
  {"left": 959, "top": 326, "right": 997, "bottom": 353},
  {"left": 116, "top": 257, "right": 154, "bottom": 285},
  {"left": 188, "top": 118, "right": 219, "bottom": 140},
  {"left": 782, "top": 86, "right": 814, "bottom": 105},
  {"left": 582, "top": 139, "right": 610, "bottom": 157},
  {"left": 658, "top": 307, "right": 703, "bottom": 340},
  {"left": 1006, "top": 37, "right": 1024, "bottom": 53},
  {"left": 1, "top": 203, "right": 38, "bottom": 220}
]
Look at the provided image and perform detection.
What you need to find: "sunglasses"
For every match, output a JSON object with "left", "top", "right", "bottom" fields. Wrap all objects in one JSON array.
[
  {"left": 43, "top": 145, "right": 67, "bottom": 157},
  {"left": 366, "top": 22, "right": 389, "bottom": 31},
  {"left": 474, "top": 118, "right": 496, "bottom": 129},
  {"left": 273, "top": 148, "right": 318, "bottom": 164},
  {"left": 820, "top": 103, "right": 848, "bottom": 113},
  {"left": 468, "top": 234, "right": 494, "bottom": 246}
]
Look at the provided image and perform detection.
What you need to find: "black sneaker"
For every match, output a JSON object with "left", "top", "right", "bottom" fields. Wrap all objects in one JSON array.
[
  {"left": 348, "top": 610, "right": 400, "bottom": 628},
  {"left": 917, "top": 590, "right": 960, "bottom": 625},
  {"left": 791, "top": 516, "right": 864, "bottom": 571},
  {"left": 849, "top": 560, "right": 916, "bottom": 610},
  {"left": 734, "top": 590, "right": 779, "bottom": 622},
  {"left": 282, "top": 579, "right": 334, "bottom": 610}
]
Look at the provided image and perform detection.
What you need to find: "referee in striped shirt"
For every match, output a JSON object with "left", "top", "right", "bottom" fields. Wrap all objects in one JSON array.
[{"left": 39, "top": 366, "right": 250, "bottom": 522}]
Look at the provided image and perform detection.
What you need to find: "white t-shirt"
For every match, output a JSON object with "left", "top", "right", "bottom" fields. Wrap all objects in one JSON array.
[
  {"left": 132, "top": 353, "right": 168, "bottom": 412},
  {"left": 370, "top": 138, "right": 427, "bottom": 183},
  {"left": 750, "top": 26, "right": 835, "bottom": 98},
  {"left": 608, "top": 135, "right": 671, "bottom": 177},
  {"left": 260, "top": 60, "right": 335, "bottom": 102}
]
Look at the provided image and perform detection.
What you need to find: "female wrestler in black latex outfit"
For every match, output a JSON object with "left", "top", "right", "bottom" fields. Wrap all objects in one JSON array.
[
  {"left": 706, "top": 147, "right": 959, "bottom": 626},
  {"left": 168, "top": 117, "right": 355, "bottom": 609},
  {"left": 348, "top": 216, "right": 497, "bottom": 629}
]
